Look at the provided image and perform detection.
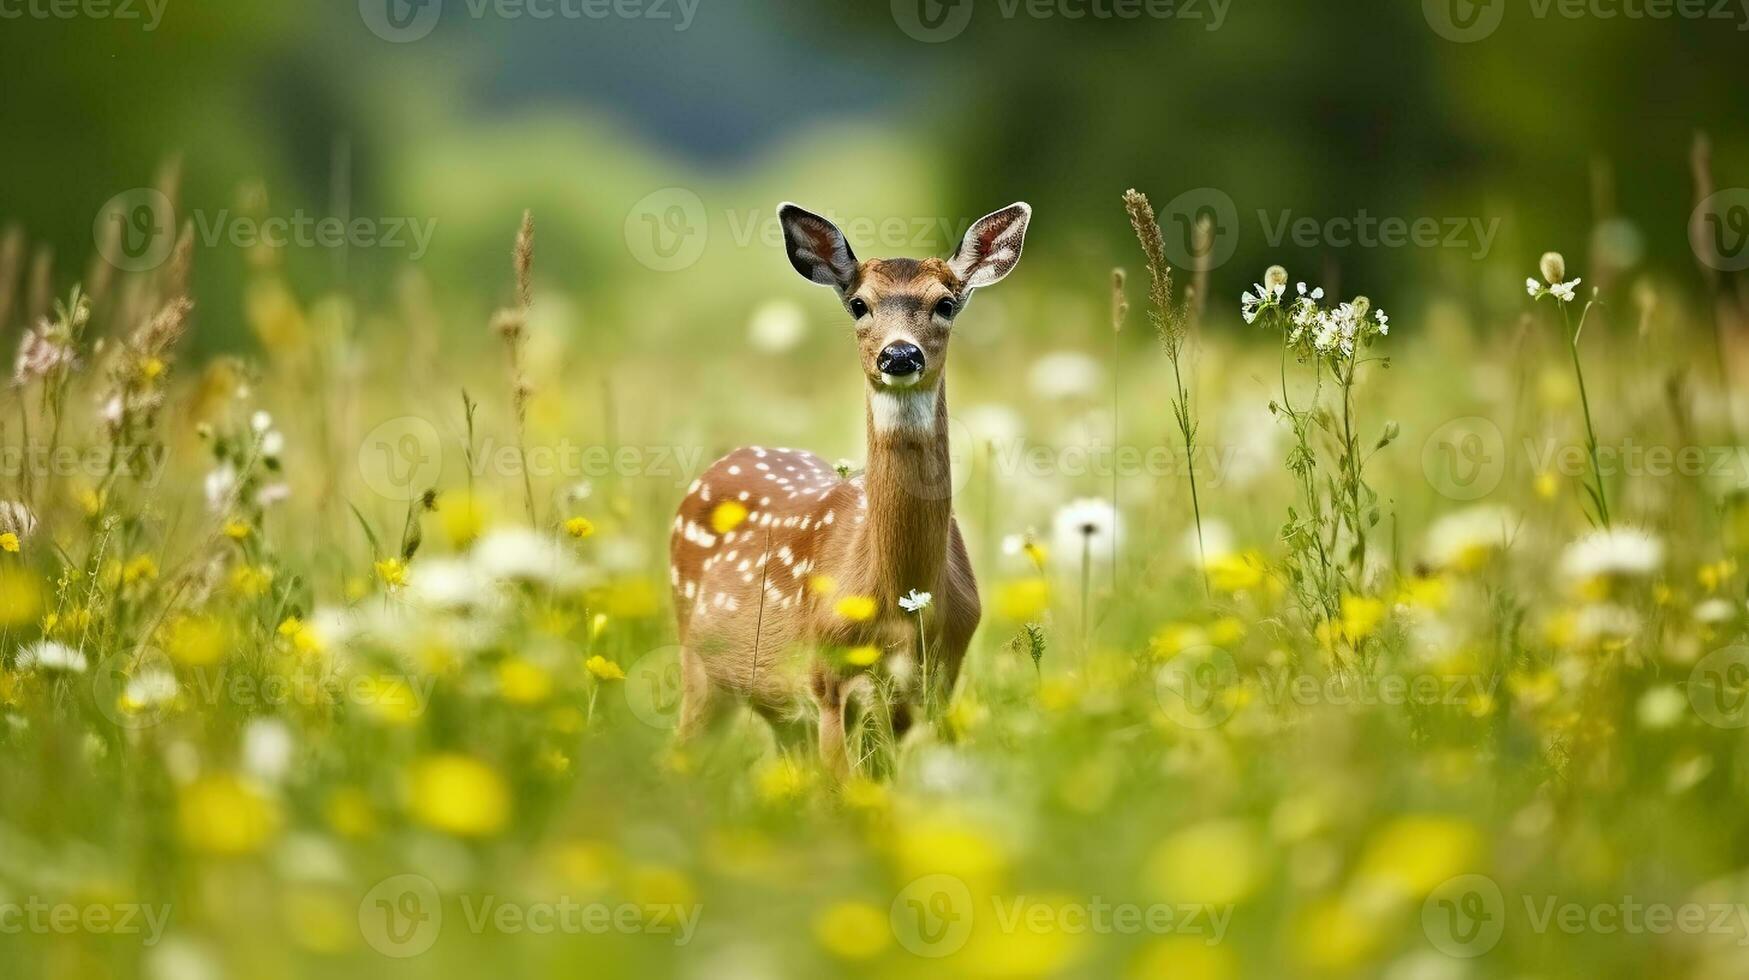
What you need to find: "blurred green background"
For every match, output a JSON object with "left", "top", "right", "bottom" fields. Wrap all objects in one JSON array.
[{"left": 1, "top": 0, "right": 1746, "bottom": 349}]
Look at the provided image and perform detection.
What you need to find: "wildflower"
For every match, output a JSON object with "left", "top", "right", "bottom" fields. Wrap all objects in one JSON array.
[
  {"left": 17, "top": 640, "right": 89, "bottom": 674},
  {"left": 222, "top": 519, "right": 252, "bottom": 540},
  {"left": 898, "top": 589, "right": 932, "bottom": 613},
  {"left": 834, "top": 595, "right": 877, "bottom": 621},
  {"left": 1424, "top": 505, "right": 1517, "bottom": 572},
  {"left": 260, "top": 429, "right": 285, "bottom": 459},
  {"left": 1695, "top": 597, "right": 1737, "bottom": 624},
  {"left": 1637, "top": 686, "right": 1686, "bottom": 729},
  {"left": 374, "top": 557, "right": 408, "bottom": 591},
  {"left": 1528, "top": 252, "right": 1583, "bottom": 304},
  {"left": 814, "top": 902, "right": 888, "bottom": 959},
  {"left": 1002, "top": 532, "right": 1048, "bottom": 570},
  {"left": 1052, "top": 498, "right": 1120, "bottom": 563},
  {"left": 407, "top": 754, "right": 511, "bottom": 837},
  {"left": 498, "top": 657, "right": 555, "bottom": 703},
  {"left": 122, "top": 554, "right": 159, "bottom": 586},
  {"left": 564, "top": 516, "right": 595, "bottom": 539},
  {"left": 748, "top": 298, "right": 808, "bottom": 352},
  {"left": 203, "top": 464, "right": 238, "bottom": 512},
  {"left": 119, "top": 668, "right": 178, "bottom": 714},
  {"left": 0, "top": 533, "right": 16, "bottom": 554},
  {"left": 1561, "top": 527, "right": 1664, "bottom": 581},
  {"left": 585, "top": 655, "right": 625, "bottom": 681},
  {"left": 473, "top": 527, "right": 588, "bottom": 590},
  {"left": 1027, "top": 350, "right": 1103, "bottom": 399},
  {"left": 1146, "top": 820, "right": 1264, "bottom": 905},
  {"left": 178, "top": 773, "right": 282, "bottom": 856},
  {"left": 995, "top": 578, "right": 1050, "bottom": 620},
  {"left": 844, "top": 645, "right": 881, "bottom": 667},
  {"left": 809, "top": 574, "right": 838, "bottom": 596},
  {"left": 12, "top": 318, "right": 79, "bottom": 384},
  {"left": 229, "top": 564, "right": 273, "bottom": 599},
  {"left": 277, "top": 616, "right": 324, "bottom": 657},
  {"left": 755, "top": 757, "right": 811, "bottom": 803},
  {"left": 251, "top": 410, "right": 273, "bottom": 434},
  {"left": 241, "top": 718, "right": 295, "bottom": 784},
  {"left": 163, "top": 615, "right": 229, "bottom": 667},
  {"left": 1352, "top": 815, "right": 1481, "bottom": 899}
]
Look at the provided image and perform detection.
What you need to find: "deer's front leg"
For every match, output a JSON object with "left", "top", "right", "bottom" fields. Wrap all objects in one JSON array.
[{"left": 810, "top": 663, "right": 851, "bottom": 778}]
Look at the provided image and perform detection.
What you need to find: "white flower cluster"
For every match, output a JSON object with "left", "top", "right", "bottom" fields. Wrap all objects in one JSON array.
[{"left": 1244, "top": 275, "right": 1389, "bottom": 358}]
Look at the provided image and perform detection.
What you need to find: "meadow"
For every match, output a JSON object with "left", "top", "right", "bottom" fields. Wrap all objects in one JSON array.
[{"left": 3, "top": 174, "right": 1749, "bottom": 980}]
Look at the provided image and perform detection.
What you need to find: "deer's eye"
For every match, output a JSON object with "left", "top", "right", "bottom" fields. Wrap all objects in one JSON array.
[
  {"left": 848, "top": 298, "right": 870, "bottom": 319},
  {"left": 934, "top": 298, "right": 957, "bottom": 320}
]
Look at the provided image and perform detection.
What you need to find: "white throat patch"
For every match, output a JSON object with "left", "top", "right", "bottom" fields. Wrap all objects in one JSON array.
[{"left": 870, "top": 387, "right": 938, "bottom": 435}]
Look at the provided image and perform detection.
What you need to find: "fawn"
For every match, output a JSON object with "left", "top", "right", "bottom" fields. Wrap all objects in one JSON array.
[{"left": 668, "top": 202, "right": 1031, "bottom": 774}]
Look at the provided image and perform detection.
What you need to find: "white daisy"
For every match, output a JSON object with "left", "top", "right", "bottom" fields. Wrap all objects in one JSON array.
[
  {"left": 898, "top": 589, "right": 933, "bottom": 613},
  {"left": 471, "top": 527, "right": 588, "bottom": 590},
  {"left": 1052, "top": 497, "right": 1121, "bottom": 564},
  {"left": 1424, "top": 505, "right": 1517, "bottom": 571},
  {"left": 18, "top": 641, "right": 89, "bottom": 674},
  {"left": 1560, "top": 527, "right": 1664, "bottom": 580}
]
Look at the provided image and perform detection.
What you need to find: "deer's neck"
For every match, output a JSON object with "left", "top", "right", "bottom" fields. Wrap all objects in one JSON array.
[{"left": 856, "top": 381, "right": 953, "bottom": 602}]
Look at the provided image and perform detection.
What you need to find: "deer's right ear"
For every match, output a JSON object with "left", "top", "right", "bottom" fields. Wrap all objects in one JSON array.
[{"left": 778, "top": 203, "right": 859, "bottom": 292}]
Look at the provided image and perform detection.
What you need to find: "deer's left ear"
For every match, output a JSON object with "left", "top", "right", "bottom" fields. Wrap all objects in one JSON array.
[
  {"left": 949, "top": 203, "right": 1031, "bottom": 289},
  {"left": 778, "top": 203, "right": 860, "bottom": 292}
]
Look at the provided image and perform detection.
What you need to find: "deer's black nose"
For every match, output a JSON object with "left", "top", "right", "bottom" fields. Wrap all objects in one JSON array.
[{"left": 878, "top": 342, "right": 925, "bottom": 377}]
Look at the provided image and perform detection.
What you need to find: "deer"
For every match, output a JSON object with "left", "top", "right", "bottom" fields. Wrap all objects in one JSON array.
[{"left": 667, "top": 202, "right": 1031, "bottom": 775}]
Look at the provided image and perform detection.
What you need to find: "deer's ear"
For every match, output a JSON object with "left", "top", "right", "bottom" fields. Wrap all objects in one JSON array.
[
  {"left": 949, "top": 203, "right": 1031, "bottom": 289},
  {"left": 778, "top": 203, "right": 859, "bottom": 291}
]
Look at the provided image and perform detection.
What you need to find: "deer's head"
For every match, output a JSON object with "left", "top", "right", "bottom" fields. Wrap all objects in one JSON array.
[{"left": 777, "top": 203, "right": 1031, "bottom": 401}]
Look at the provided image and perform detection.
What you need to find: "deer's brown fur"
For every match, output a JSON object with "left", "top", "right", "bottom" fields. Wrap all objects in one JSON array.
[{"left": 668, "top": 202, "right": 1030, "bottom": 775}]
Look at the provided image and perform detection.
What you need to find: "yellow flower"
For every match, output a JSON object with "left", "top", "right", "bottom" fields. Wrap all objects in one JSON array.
[
  {"left": 1207, "top": 550, "right": 1267, "bottom": 592},
  {"left": 1293, "top": 896, "right": 1381, "bottom": 971},
  {"left": 1534, "top": 470, "right": 1560, "bottom": 500},
  {"left": 0, "top": 532, "right": 17, "bottom": 553},
  {"left": 141, "top": 356, "right": 167, "bottom": 381},
  {"left": 946, "top": 695, "right": 986, "bottom": 739},
  {"left": 892, "top": 813, "right": 1007, "bottom": 888},
  {"left": 498, "top": 657, "right": 554, "bottom": 703},
  {"left": 75, "top": 486, "right": 103, "bottom": 516},
  {"left": 1150, "top": 622, "right": 1208, "bottom": 660},
  {"left": 178, "top": 773, "right": 281, "bottom": 856},
  {"left": 844, "top": 645, "right": 881, "bottom": 667},
  {"left": 1700, "top": 558, "right": 1737, "bottom": 593},
  {"left": 1338, "top": 594, "right": 1386, "bottom": 642},
  {"left": 840, "top": 776, "right": 888, "bottom": 812},
  {"left": 0, "top": 569, "right": 41, "bottom": 627},
  {"left": 407, "top": 754, "right": 511, "bottom": 837},
  {"left": 808, "top": 574, "right": 838, "bottom": 596},
  {"left": 374, "top": 558, "right": 408, "bottom": 590},
  {"left": 277, "top": 617, "right": 323, "bottom": 657},
  {"left": 834, "top": 595, "right": 877, "bottom": 621},
  {"left": 1397, "top": 575, "right": 1448, "bottom": 610},
  {"left": 1353, "top": 815, "right": 1482, "bottom": 899},
  {"left": 122, "top": 555, "right": 159, "bottom": 586},
  {"left": 564, "top": 516, "right": 595, "bottom": 539},
  {"left": 1146, "top": 820, "right": 1264, "bottom": 906},
  {"left": 440, "top": 494, "right": 487, "bottom": 548},
  {"left": 995, "top": 578, "right": 1050, "bottom": 620},
  {"left": 164, "top": 615, "right": 229, "bottom": 667},
  {"left": 585, "top": 655, "right": 625, "bottom": 681},
  {"left": 222, "top": 519, "right": 252, "bottom": 540},
  {"left": 710, "top": 500, "right": 748, "bottom": 534},
  {"left": 814, "top": 901, "right": 888, "bottom": 960},
  {"left": 755, "top": 757, "right": 811, "bottom": 803},
  {"left": 229, "top": 564, "right": 274, "bottom": 599}
]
